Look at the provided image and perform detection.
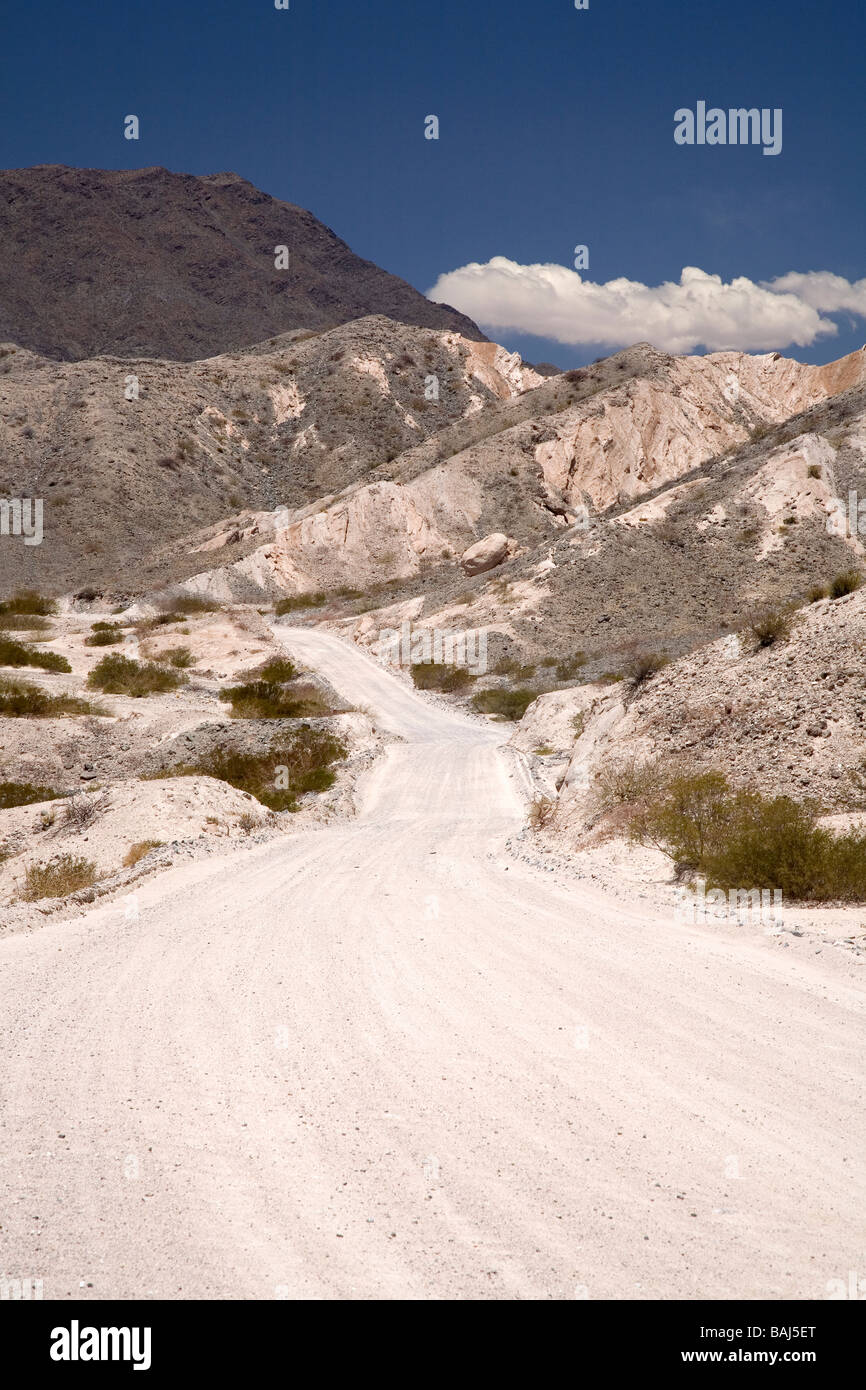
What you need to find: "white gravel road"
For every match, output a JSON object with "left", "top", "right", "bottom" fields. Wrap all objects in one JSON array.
[{"left": 0, "top": 630, "right": 863, "bottom": 1300}]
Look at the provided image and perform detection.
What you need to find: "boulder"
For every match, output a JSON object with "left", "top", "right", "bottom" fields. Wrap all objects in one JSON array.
[{"left": 460, "top": 532, "right": 512, "bottom": 576}]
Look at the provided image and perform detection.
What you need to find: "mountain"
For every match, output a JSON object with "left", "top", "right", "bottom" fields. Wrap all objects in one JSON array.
[
  {"left": 0, "top": 165, "right": 485, "bottom": 361},
  {"left": 0, "top": 317, "right": 539, "bottom": 594}
]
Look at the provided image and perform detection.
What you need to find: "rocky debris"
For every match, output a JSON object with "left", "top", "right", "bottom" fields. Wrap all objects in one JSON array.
[{"left": 536, "top": 589, "right": 866, "bottom": 829}]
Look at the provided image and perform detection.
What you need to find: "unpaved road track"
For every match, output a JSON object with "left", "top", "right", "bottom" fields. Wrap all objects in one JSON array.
[{"left": 1, "top": 631, "right": 863, "bottom": 1300}]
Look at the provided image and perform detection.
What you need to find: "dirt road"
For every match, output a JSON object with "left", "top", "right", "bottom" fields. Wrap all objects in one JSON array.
[{"left": 0, "top": 631, "right": 862, "bottom": 1299}]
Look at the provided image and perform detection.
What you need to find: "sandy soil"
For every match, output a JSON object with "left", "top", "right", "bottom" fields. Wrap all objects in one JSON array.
[{"left": 0, "top": 631, "right": 862, "bottom": 1300}]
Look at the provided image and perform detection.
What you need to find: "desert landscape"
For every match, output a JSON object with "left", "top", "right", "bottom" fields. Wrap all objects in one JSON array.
[{"left": 0, "top": 155, "right": 864, "bottom": 1313}]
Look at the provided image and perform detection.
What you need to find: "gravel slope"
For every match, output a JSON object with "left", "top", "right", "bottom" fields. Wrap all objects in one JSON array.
[{"left": 0, "top": 631, "right": 862, "bottom": 1300}]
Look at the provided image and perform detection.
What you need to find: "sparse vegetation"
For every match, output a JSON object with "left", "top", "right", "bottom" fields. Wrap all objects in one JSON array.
[
  {"left": 22, "top": 855, "right": 98, "bottom": 901},
  {"left": 746, "top": 607, "right": 793, "bottom": 649},
  {"left": 623, "top": 651, "right": 668, "bottom": 691},
  {"left": 528, "top": 795, "right": 556, "bottom": 829},
  {"left": 591, "top": 756, "right": 666, "bottom": 816},
  {"left": 85, "top": 622, "right": 124, "bottom": 646},
  {"left": 0, "top": 637, "right": 71, "bottom": 672},
  {"left": 555, "top": 653, "right": 586, "bottom": 681},
  {"left": 63, "top": 792, "right": 108, "bottom": 831},
  {"left": 0, "top": 676, "right": 97, "bottom": 717},
  {"left": 87, "top": 653, "right": 185, "bottom": 697},
  {"left": 160, "top": 646, "right": 195, "bottom": 669},
  {"left": 630, "top": 771, "right": 866, "bottom": 902},
  {"left": 218, "top": 677, "right": 329, "bottom": 719},
  {"left": 0, "top": 781, "right": 60, "bottom": 809},
  {"left": 471, "top": 688, "right": 536, "bottom": 721},
  {"left": 410, "top": 661, "right": 474, "bottom": 693},
  {"left": 275, "top": 593, "right": 327, "bottom": 615},
  {"left": 256, "top": 657, "right": 298, "bottom": 683},
  {"left": 123, "top": 840, "right": 164, "bottom": 868},
  {"left": 829, "top": 569, "right": 863, "bottom": 599},
  {"left": 160, "top": 727, "right": 346, "bottom": 811},
  {"left": 0, "top": 612, "right": 51, "bottom": 632},
  {"left": 0, "top": 590, "right": 57, "bottom": 617},
  {"left": 159, "top": 595, "right": 220, "bottom": 615}
]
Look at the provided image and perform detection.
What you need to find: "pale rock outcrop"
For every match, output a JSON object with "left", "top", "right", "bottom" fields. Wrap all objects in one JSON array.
[{"left": 460, "top": 532, "right": 513, "bottom": 576}]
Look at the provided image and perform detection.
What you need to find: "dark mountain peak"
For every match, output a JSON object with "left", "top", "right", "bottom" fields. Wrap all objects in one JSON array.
[{"left": 0, "top": 165, "right": 485, "bottom": 361}]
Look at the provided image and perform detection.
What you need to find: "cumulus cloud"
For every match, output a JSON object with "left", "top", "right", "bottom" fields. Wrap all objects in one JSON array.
[
  {"left": 426, "top": 258, "right": 866, "bottom": 354},
  {"left": 762, "top": 270, "right": 866, "bottom": 316}
]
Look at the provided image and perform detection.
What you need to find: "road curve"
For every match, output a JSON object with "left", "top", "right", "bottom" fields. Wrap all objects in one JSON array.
[{"left": 0, "top": 630, "right": 863, "bottom": 1300}]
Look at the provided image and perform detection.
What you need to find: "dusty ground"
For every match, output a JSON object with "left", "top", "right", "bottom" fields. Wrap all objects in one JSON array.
[{"left": 0, "top": 630, "right": 862, "bottom": 1300}]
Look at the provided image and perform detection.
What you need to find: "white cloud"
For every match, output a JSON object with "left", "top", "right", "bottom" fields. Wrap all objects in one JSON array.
[
  {"left": 427, "top": 258, "right": 864, "bottom": 354},
  {"left": 762, "top": 270, "right": 866, "bottom": 316}
]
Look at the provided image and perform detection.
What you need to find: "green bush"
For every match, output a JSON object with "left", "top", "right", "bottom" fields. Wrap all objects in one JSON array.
[
  {"left": 22, "top": 854, "right": 98, "bottom": 901},
  {"left": 471, "top": 688, "right": 536, "bottom": 721},
  {"left": 0, "top": 781, "right": 60, "bottom": 809},
  {"left": 410, "top": 662, "right": 474, "bottom": 693},
  {"left": 218, "top": 678, "right": 329, "bottom": 719},
  {"left": 85, "top": 623, "right": 124, "bottom": 646},
  {"left": 0, "top": 612, "right": 51, "bottom": 631},
  {"left": 0, "top": 637, "right": 70, "bottom": 672},
  {"left": 256, "top": 657, "right": 298, "bottom": 683},
  {"left": 829, "top": 569, "right": 863, "bottom": 599},
  {"left": 159, "top": 595, "right": 219, "bottom": 615},
  {"left": 0, "top": 590, "right": 57, "bottom": 616},
  {"left": 87, "top": 653, "right": 185, "bottom": 697},
  {"left": 160, "top": 727, "right": 347, "bottom": 811},
  {"left": 630, "top": 770, "right": 866, "bottom": 902},
  {"left": 0, "top": 676, "right": 96, "bottom": 717},
  {"left": 275, "top": 593, "right": 327, "bottom": 615},
  {"left": 159, "top": 646, "right": 195, "bottom": 669}
]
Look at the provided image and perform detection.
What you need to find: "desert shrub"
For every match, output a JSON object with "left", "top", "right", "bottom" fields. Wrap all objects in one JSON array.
[
  {"left": 592, "top": 756, "right": 666, "bottom": 815},
  {"left": 87, "top": 653, "right": 184, "bottom": 696},
  {"left": 122, "top": 840, "right": 164, "bottom": 867},
  {"left": 623, "top": 651, "right": 668, "bottom": 690},
  {"left": 555, "top": 653, "right": 586, "bottom": 681},
  {"left": 146, "top": 612, "right": 185, "bottom": 628},
  {"left": 630, "top": 771, "right": 866, "bottom": 901},
  {"left": 0, "top": 676, "right": 96, "bottom": 717},
  {"left": 471, "top": 688, "right": 536, "bottom": 721},
  {"left": 218, "top": 678, "right": 328, "bottom": 719},
  {"left": 159, "top": 595, "right": 219, "bottom": 615},
  {"left": 807, "top": 464, "right": 822, "bottom": 479},
  {"left": 256, "top": 657, "right": 298, "bottom": 683},
  {"left": 807, "top": 584, "right": 830, "bottom": 603},
  {"left": 63, "top": 792, "right": 108, "bottom": 831},
  {"left": 0, "top": 590, "right": 57, "bottom": 616},
  {"left": 22, "top": 855, "right": 97, "bottom": 901},
  {"left": 157, "top": 646, "right": 195, "bottom": 669},
  {"left": 237, "top": 812, "right": 261, "bottom": 834},
  {"left": 0, "top": 636, "right": 70, "bottom": 672},
  {"left": 0, "top": 781, "right": 59, "bottom": 809},
  {"left": 85, "top": 623, "right": 123, "bottom": 646},
  {"left": 275, "top": 593, "right": 327, "bottom": 615},
  {"left": 492, "top": 656, "right": 535, "bottom": 680},
  {"left": 0, "top": 612, "right": 51, "bottom": 631},
  {"left": 410, "top": 662, "right": 474, "bottom": 693},
  {"left": 528, "top": 795, "right": 556, "bottom": 829},
  {"left": 746, "top": 607, "right": 792, "bottom": 649},
  {"left": 164, "top": 728, "right": 346, "bottom": 811},
  {"left": 829, "top": 569, "right": 863, "bottom": 599}
]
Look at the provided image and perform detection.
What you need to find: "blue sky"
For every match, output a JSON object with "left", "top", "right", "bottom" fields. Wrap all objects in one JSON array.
[{"left": 1, "top": 0, "right": 864, "bottom": 366}]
